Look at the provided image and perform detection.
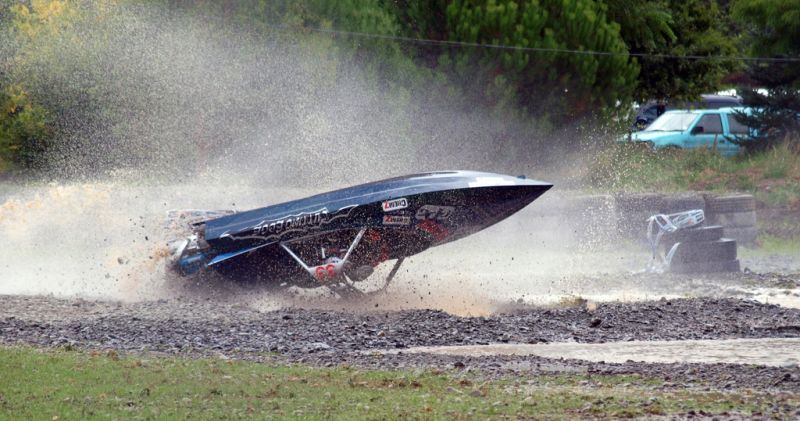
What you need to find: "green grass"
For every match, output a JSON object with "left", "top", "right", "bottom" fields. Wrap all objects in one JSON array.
[
  {"left": 1, "top": 346, "right": 798, "bottom": 419},
  {"left": 590, "top": 141, "right": 800, "bottom": 208},
  {"left": 755, "top": 183, "right": 800, "bottom": 208},
  {"left": 740, "top": 234, "right": 800, "bottom": 256}
]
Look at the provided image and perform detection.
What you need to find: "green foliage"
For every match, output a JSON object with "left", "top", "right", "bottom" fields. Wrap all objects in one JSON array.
[
  {"left": 732, "top": 0, "right": 800, "bottom": 58},
  {"left": 733, "top": 86, "right": 800, "bottom": 152},
  {"left": 384, "top": 0, "right": 449, "bottom": 41},
  {"left": 608, "top": 0, "right": 740, "bottom": 102},
  {"left": 295, "top": 0, "right": 435, "bottom": 91},
  {"left": 179, "top": 0, "right": 442, "bottom": 97},
  {"left": 604, "top": 0, "right": 676, "bottom": 53},
  {"left": 0, "top": 0, "right": 124, "bottom": 171},
  {"left": 731, "top": 0, "right": 800, "bottom": 152},
  {"left": 0, "top": 0, "right": 792, "bottom": 173},
  {"left": 443, "top": 0, "right": 639, "bottom": 123},
  {"left": 0, "top": 0, "right": 61, "bottom": 171},
  {"left": 0, "top": 87, "right": 53, "bottom": 170},
  {"left": 391, "top": 0, "right": 739, "bottom": 115}
]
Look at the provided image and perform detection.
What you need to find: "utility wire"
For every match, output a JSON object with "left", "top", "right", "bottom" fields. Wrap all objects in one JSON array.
[{"left": 294, "top": 25, "right": 800, "bottom": 63}]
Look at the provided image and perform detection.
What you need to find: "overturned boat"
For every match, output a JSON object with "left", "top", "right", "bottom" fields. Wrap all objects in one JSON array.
[{"left": 168, "top": 171, "right": 551, "bottom": 294}]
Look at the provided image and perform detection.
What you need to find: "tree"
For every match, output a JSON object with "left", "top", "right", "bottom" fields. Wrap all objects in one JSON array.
[
  {"left": 443, "top": 0, "right": 639, "bottom": 124},
  {"left": 731, "top": 0, "right": 800, "bottom": 151},
  {"left": 607, "top": 0, "right": 740, "bottom": 103},
  {"left": 0, "top": 0, "right": 67, "bottom": 170},
  {"left": 0, "top": 86, "right": 53, "bottom": 170}
]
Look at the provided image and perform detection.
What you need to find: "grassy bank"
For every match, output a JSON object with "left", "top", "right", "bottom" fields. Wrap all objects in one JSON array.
[
  {"left": 590, "top": 142, "right": 800, "bottom": 240},
  {"left": 1, "top": 346, "right": 797, "bottom": 419},
  {"left": 590, "top": 142, "right": 800, "bottom": 206}
]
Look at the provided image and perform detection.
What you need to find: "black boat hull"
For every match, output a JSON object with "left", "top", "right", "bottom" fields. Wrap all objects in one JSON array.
[{"left": 173, "top": 171, "right": 551, "bottom": 286}]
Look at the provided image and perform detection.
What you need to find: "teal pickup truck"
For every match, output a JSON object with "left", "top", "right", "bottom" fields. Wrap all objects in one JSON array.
[{"left": 625, "top": 107, "right": 753, "bottom": 156}]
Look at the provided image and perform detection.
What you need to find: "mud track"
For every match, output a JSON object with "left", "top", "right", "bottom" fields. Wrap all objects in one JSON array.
[{"left": 2, "top": 294, "right": 800, "bottom": 393}]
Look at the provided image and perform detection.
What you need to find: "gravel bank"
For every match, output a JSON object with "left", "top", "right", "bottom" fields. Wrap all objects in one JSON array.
[{"left": 2, "top": 294, "right": 800, "bottom": 392}]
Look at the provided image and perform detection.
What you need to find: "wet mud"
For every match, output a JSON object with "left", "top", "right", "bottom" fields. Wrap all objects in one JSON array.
[
  {"left": 2, "top": 293, "right": 800, "bottom": 393},
  {"left": 2, "top": 183, "right": 799, "bottom": 400},
  {"left": 390, "top": 338, "right": 800, "bottom": 367}
]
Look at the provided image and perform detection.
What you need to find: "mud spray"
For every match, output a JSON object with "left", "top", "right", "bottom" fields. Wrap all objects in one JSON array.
[{"left": 2, "top": 4, "right": 792, "bottom": 315}]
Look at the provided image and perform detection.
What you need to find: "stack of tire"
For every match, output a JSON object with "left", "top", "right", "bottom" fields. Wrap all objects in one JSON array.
[
  {"left": 705, "top": 194, "right": 758, "bottom": 246},
  {"left": 665, "top": 226, "right": 740, "bottom": 273},
  {"left": 659, "top": 193, "right": 740, "bottom": 274}
]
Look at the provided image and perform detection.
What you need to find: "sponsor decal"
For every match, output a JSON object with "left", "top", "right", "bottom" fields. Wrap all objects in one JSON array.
[
  {"left": 415, "top": 205, "right": 455, "bottom": 221},
  {"left": 221, "top": 205, "right": 358, "bottom": 241},
  {"left": 382, "top": 198, "right": 409, "bottom": 212},
  {"left": 253, "top": 209, "right": 327, "bottom": 236},
  {"left": 382, "top": 214, "right": 411, "bottom": 226},
  {"left": 468, "top": 176, "right": 516, "bottom": 188}
]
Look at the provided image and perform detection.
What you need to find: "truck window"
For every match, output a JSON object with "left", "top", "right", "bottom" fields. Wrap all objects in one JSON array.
[
  {"left": 727, "top": 114, "right": 750, "bottom": 134},
  {"left": 696, "top": 114, "right": 723, "bottom": 134},
  {"left": 642, "top": 106, "right": 659, "bottom": 120}
]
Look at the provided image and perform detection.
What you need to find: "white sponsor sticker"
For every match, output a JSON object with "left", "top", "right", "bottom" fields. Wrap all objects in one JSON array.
[
  {"left": 382, "top": 198, "right": 409, "bottom": 212},
  {"left": 468, "top": 176, "right": 516, "bottom": 188},
  {"left": 383, "top": 215, "right": 411, "bottom": 226}
]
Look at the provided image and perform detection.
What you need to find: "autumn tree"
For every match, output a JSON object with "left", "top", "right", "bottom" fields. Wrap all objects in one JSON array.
[{"left": 0, "top": 0, "right": 72, "bottom": 170}]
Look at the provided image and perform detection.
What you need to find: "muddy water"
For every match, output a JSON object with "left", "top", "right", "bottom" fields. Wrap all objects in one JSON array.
[
  {"left": 0, "top": 182, "right": 312, "bottom": 301},
  {"left": 402, "top": 197, "right": 800, "bottom": 312},
  {"left": 1, "top": 182, "right": 797, "bottom": 316},
  {"left": 393, "top": 338, "right": 800, "bottom": 367},
  {"left": 388, "top": 219, "right": 800, "bottom": 312}
]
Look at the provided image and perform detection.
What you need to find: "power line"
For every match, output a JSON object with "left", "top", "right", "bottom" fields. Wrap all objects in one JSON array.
[{"left": 295, "top": 25, "right": 800, "bottom": 63}]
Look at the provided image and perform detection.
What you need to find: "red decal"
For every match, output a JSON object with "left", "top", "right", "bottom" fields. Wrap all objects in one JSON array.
[
  {"left": 314, "top": 264, "right": 337, "bottom": 281},
  {"left": 418, "top": 219, "right": 449, "bottom": 241}
]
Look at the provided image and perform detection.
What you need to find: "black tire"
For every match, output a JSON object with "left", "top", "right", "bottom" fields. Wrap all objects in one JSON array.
[
  {"left": 660, "top": 194, "right": 706, "bottom": 214},
  {"left": 709, "top": 210, "right": 757, "bottom": 227},
  {"left": 670, "top": 259, "right": 741, "bottom": 274},
  {"left": 669, "top": 238, "right": 738, "bottom": 265},
  {"left": 662, "top": 225, "right": 724, "bottom": 250},
  {"left": 707, "top": 195, "right": 756, "bottom": 213},
  {"left": 615, "top": 193, "right": 664, "bottom": 213}
]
